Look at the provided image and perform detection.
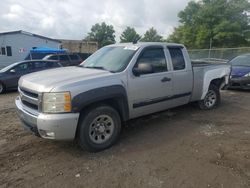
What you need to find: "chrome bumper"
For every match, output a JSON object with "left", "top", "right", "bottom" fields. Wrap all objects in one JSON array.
[{"left": 15, "top": 96, "right": 80, "bottom": 140}]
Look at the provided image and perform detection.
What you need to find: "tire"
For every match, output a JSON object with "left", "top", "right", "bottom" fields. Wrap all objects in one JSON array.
[
  {"left": 198, "top": 84, "right": 221, "bottom": 110},
  {"left": 0, "top": 82, "right": 5, "bottom": 94},
  {"left": 77, "top": 105, "right": 121, "bottom": 152}
]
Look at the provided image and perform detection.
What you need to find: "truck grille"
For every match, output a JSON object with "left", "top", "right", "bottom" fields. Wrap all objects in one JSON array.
[{"left": 19, "top": 87, "right": 39, "bottom": 111}]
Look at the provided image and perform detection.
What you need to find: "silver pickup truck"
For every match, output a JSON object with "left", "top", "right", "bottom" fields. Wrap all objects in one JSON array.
[{"left": 15, "top": 42, "right": 231, "bottom": 152}]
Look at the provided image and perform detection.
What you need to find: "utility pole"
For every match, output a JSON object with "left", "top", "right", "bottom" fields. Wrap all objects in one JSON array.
[{"left": 208, "top": 37, "right": 212, "bottom": 59}]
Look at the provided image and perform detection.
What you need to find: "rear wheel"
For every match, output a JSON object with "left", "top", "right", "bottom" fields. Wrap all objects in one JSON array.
[
  {"left": 77, "top": 105, "right": 121, "bottom": 152},
  {"left": 0, "top": 82, "right": 5, "bottom": 94},
  {"left": 198, "top": 84, "right": 220, "bottom": 110}
]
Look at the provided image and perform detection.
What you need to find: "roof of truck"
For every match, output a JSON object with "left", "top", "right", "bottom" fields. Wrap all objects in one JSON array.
[{"left": 110, "top": 42, "right": 185, "bottom": 48}]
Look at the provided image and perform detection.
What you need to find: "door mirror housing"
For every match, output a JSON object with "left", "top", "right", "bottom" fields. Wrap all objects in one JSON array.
[
  {"left": 10, "top": 69, "right": 15, "bottom": 74},
  {"left": 133, "top": 63, "right": 153, "bottom": 76}
]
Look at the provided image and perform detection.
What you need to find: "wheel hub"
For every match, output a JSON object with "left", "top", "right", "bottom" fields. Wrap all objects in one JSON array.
[
  {"left": 204, "top": 90, "right": 217, "bottom": 108},
  {"left": 96, "top": 124, "right": 105, "bottom": 134},
  {"left": 89, "top": 115, "right": 115, "bottom": 144}
]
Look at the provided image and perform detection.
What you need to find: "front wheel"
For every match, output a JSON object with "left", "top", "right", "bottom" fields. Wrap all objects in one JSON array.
[
  {"left": 77, "top": 105, "right": 121, "bottom": 152},
  {"left": 198, "top": 84, "right": 221, "bottom": 110}
]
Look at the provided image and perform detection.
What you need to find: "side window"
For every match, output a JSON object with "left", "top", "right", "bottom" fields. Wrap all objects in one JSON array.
[
  {"left": 59, "top": 55, "right": 70, "bottom": 61},
  {"left": 45, "top": 61, "right": 58, "bottom": 68},
  {"left": 136, "top": 48, "right": 167, "bottom": 74},
  {"left": 69, "top": 55, "right": 79, "bottom": 60},
  {"left": 34, "top": 61, "right": 45, "bottom": 69},
  {"left": 168, "top": 47, "right": 186, "bottom": 71},
  {"left": 14, "top": 63, "right": 29, "bottom": 73}
]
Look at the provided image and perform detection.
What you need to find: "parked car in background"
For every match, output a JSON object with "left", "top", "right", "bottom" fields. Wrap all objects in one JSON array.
[
  {"left": 43, "top": 53, "right": 82, "bottom": 66},
  {"left": 228, "top": 54, "right": 250, "bottom": 89},
  {"left": 25, "top": 47, "right": 67, "bottom": 60},
  {"left": 0, "top": 60, "right": 62, "bottom": 94}
]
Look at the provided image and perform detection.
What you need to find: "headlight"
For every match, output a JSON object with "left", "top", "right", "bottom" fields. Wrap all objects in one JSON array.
[
  {"left": 42, "top": 92, "right": 72, "bottom": 113},
  {"left": 244, "top": 73, "right": 250, "bottom": 77}
]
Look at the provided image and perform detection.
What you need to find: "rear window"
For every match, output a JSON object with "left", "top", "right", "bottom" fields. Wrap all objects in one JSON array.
[
  {"left": 48, "top": 55, "right": 59, "bottom": 60},
  {"left": 229, "top": 55, "right": 250, "bottom": 66}
]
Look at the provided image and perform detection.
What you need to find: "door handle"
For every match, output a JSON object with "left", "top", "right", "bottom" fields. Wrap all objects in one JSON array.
[{"left": 161, "top": 77, "right": 171, "bottom": 82}]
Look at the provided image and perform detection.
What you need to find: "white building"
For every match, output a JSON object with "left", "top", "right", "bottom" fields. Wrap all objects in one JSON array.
[{"left": 0, "top": 30, "right": 61, "bottom": 68}]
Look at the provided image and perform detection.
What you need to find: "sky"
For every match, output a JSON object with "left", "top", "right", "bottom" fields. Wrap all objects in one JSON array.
[{"left": 0, "top": 0, "right": 191, "bottom": 41}]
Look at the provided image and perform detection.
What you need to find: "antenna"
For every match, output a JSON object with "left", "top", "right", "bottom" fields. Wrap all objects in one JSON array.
[
  {"left": 132, "top": 36, "right": 141, "bottom": 44},
  {"left": 132, "top": 38, "right": 138, "bottom": 44}
]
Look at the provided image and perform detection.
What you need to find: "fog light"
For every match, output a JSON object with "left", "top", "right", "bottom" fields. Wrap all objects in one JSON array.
[
  {"left": 39, "top": 129, "right": 55, "bottom": 138},
  {"left": 46, "top": 132, "right": 55, "bottom": 137}
]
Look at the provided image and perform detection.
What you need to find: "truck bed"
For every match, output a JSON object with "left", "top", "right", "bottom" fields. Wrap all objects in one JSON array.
[
  {"left": 190, "top": 60, "right": 231, "bottom": 102},
  {"left": 191, "top": 61, "right": 227, "bottom": 67},
  {"left": 191, "top": 58, "right": 228, "bottom": 67}
]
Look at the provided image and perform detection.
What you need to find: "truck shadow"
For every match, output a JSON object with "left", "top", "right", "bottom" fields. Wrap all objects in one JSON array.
[
  {"left": 52, "top": 91, "right": 237, "bottom": 156},
  {"left": 227, "top": 88, "right": 250, "bottom": 93},
  {"left": 54, "top": 101, "right": 221, "bottom": 156}
]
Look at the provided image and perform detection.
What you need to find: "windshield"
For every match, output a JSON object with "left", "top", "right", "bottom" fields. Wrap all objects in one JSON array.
[
  {"left": 0, "top": 63, "right": 18, "bottom": 73},
  {"left": 229, "top": 54, "right": 250, "bottom": 66},
  {"left": 81, "top": 46, "right": 138, "bottom": 73}
]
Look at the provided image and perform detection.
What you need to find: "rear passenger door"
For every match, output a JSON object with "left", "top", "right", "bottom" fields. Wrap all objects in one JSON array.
[
  {"left": 128, "top": 46, "right": 174, "bottom": 118},
  {"left": 59, "top": 55, "right": 70, "bottom": 66},
  {"left": 167, "top": 47, "right": 193, "bottom": 105}
]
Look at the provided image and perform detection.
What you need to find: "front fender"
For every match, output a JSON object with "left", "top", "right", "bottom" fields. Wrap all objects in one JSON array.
[{"left": 71, "top": 85, "right": 129, "bottom": 120}]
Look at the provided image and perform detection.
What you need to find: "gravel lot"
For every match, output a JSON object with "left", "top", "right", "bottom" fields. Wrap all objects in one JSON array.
[{"left": 0, "top": 90, "right": 250, "bottom": 188}]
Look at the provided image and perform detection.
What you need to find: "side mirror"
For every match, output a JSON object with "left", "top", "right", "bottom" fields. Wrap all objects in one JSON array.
[
  {"left": 133, "top": 63, "right": 153, "bottom": 76},
  {"left": 10, "top": 69, "right": 15, "bottom": 74}
]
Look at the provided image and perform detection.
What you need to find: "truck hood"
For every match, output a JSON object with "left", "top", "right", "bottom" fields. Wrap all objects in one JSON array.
[{"left": 19, "top": 66, "right": 111, "bottom": 92}]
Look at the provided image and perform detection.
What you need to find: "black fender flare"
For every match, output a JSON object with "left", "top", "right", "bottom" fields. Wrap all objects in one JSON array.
[{"left": 71, "top": 85, "right": 129, "bottom": 121}]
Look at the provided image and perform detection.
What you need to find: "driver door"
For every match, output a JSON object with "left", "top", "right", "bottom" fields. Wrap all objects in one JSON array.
[
  {"left": 128, "top": 46, "right": 174, "bottom": 118},
  {"left": 5, "top": 62, "right": 31, "bottom": 88}
]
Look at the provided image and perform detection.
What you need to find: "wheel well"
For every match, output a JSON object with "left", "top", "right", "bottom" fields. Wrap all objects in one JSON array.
[
  {"left": 75, "top": 98, "right": 128, "bottom": 139},
  {"left": 79, "top": 97, "right": 129, "bottom": 122},
  {"left": 210, "top": 77, "right": 225, "bottom": 89}
]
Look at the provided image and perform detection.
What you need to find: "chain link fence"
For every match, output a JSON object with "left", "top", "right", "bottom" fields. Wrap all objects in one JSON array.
[{"left": 188, "top": 47, "right": 250, "bottom": 61}]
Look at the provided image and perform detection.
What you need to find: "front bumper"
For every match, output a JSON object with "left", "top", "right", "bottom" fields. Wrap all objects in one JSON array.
[
  {"left": 15, "top": 96, "right": 80, "bottom": 140},
  {"left": 229, "top": 77, "right": 250, "bottom": 90}
]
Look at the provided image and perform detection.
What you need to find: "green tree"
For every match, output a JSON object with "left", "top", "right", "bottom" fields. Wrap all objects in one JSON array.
[
  {"left": 141, "top": 27, "right": 163, "bottom": 42},
  {"left": 168, "top": 0, "right": 250, "bottom": 48},
  {"left": 86, "top": 22, "right": 116, "bottom": 48},
  {"left": 120, "top": 27, "right": 141, "bottom": 43}
]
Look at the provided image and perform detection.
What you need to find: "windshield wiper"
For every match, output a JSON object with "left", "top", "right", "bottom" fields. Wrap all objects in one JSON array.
[
  {"left": 85, "top": 66, "right": 106, "bottom": 70},
  {"left": 83, "top": 66, "right": 115, "bottom": 73}
]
